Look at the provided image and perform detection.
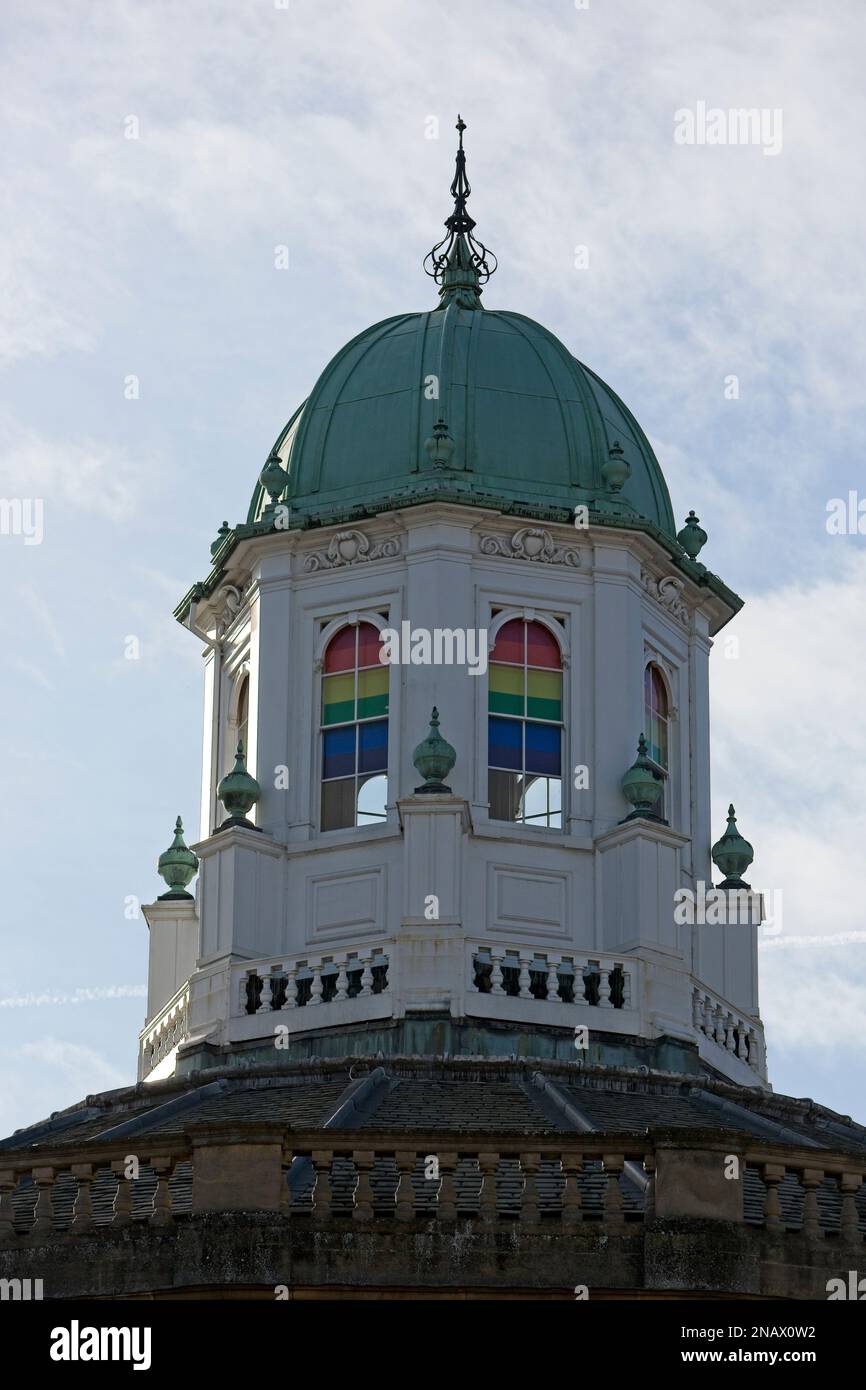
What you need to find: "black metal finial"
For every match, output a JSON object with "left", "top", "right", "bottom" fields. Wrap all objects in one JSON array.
[{"left": 424, "top": 115, "right": 497, "bottom": 306}]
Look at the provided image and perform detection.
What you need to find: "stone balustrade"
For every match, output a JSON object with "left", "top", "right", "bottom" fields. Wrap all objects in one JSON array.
[
  {"left": 4, "top": 1129, "right": 863, "bottom": 1241},
  {"left": 469, "top": 942, "right": 634, "bottom": 1011},
  {"left": 692, "top": 985, "right": 765, "bottom": 1078},
  {"left": 138, "top": 985, "right": 189, "bottom": 1080},
  {"left": 0, "top": 1139, "right": 193, "bottom": 1239},
  {"left": 233, "top": 945, "right": 391, "bottom": 1017}
]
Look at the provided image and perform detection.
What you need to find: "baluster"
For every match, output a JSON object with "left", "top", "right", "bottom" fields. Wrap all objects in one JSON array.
[
  {"left": 701, "top": 996, "right": 713, "bottom": 1037},
  {"left": 359, "top": 955, "right": 374, "bottom": 997},
  {"left": 520, "top": 1152, "right": 542, "bottom": 1225},
  {"left": 312, "top": 1151, "right": 334, "bottom": 1221},
  {"left": 725, "top": 1014, "right": 737, "bottom": 1052},
  {"left": 257, "top": 967, "right": 274, "bottom": 1013},
  {"left": 561, "top": 1155, "right": 583, "bottom": 1225},
  {"left": 479, "top": 1152, "right": 500, "bottom": 1222},
  {"left": 0, "top": 1169, "right": 16, "bottom": 1239},
  {"left": 31, "top": 1167, "right": 55, "bottom": 1236},
  {"left": 598, "top": 969, "right": 612, "bottom": 1008},
  {"left": 70, "top": 1164, "right": 94, "bottom": 1233},
  {"left": 801, "top": 1168, "right": 823, "bottom": 1240},
  {"left": 545, "top": 958, "right": 560, "bottom": 1002},
  {"left": 692, "top": 989, "right": 702, "bottom": 1030},
  {"left": 240, "top": 972, "right": 252, "bottom": 1014},
  {"left": 840, "top": 1173, "right": 862, "bottom": 1245},
  {"left": 280, "top": 965, "right": 297, "bottom": 1010},
  {"left": 490, "top": 950, "right": 505, "bottom": 996},
  {"left": 111, "top": 1163, "right": 133, "bottom": 1227},
  {"left": 437, "top": 1153, "right": 458, "bottom": 1221},
  {"left": 308, "top": 961, "right": 323, "bottom": 1006},
  {"left": 575, "top": 965, "right": 589, "bottom": 1006},
  {"left": 602, "top": 1153, "right": 625, "bottom": 1228},
  {"left": 352, "top": 1151, "right": 375, "bottom": 1221},
  {"left": 622, "top": 970, "right": 632, "bottom": 1010},
  {"left": 762, "top": 1162, "right": 784, "bottom": 1232},
  {"left": 736, "top": 1027, "right": 748, "bottom": 1061},
  {"left": 643, "top": 1154, "right": 656, "bottom": 1221},
  {"left": 747, "top": 1029, "right": 760, "bottom": 1072},
  {"left": 395, "top": 1151, "right": 417, "bottom": 1221},
  {"left": 713, "top": 1006, "right": 726, "bottom": 1047},
  {"left": 335, "top": 956, "right": 349, "bottom": 1002},
  {"left": 518, "top": 953, "right": 532, "bottom": 1000},
  {"left": 150, "top": 1157, "right": 174, "bottom": 1227},
  {"left": 470, "top": 953, "right": 481, "bottom": 993}
]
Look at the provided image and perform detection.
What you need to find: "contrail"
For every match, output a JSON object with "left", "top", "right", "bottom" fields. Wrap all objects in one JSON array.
[
  {"left": 759, "top": 932, "right": 866, "bottom": 950},
  {"left": 0, "top": 985, "right": 146, "bottom": 1008}
]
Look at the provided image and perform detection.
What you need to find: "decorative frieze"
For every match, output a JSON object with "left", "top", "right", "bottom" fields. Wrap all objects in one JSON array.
[
  {"left": 479, "top": 527, "right": 581, "bottom": 566},
  {"left": 303, "top": 530, "right": 400, "bottom": 572}
]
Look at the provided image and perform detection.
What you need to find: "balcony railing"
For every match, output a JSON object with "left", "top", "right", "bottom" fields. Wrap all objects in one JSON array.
[
  {"left": 2, "top": 1131, "right": 864, "bottom": 1240},
  {"left": 138, "top": 984, "right": 189, "bottom": 1080},
  {"left": 692, "top": 985, "right": 765, "bottom": 1079}
]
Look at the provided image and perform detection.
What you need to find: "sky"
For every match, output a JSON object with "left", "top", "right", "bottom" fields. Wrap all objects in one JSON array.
[{"left": 1, "top": 0, "right": 865, "bottom": 1136}]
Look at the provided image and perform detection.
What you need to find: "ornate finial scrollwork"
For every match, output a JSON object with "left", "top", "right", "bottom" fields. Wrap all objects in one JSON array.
[{"left": 423, "top": 116, "right": 496, "bottom": 308}]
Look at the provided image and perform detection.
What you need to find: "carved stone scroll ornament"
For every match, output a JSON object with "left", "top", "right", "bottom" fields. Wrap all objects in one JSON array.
[
  {"left": 214, "top": 580, "right": 251, "bottom": 639},
  {"left": 479, "top": 527, "right": 581, "bottom": 567},
  {"left": 303, "top": 530, "right": 400, "bottom": 572},
  {"left": 642, "top": 570, "right": 690, "bottom": 626}
]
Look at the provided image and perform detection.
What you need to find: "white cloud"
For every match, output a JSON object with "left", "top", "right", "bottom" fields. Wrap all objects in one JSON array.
[{"left": 0, "top": 418, "right": 154, "bottom": 523}]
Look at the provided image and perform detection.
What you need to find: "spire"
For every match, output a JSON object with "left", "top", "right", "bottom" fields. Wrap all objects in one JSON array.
[{"left": 423, "top": 115, "right": 497, "bottom": 309}]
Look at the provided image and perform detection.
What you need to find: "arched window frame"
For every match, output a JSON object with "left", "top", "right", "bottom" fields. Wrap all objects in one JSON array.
[
  {"left": 224, "top": 662, "right": 251, "bottom": 771},
  {"left": 643, "top": 659, "right": 674, "bottom": 821},
  {"left": 484, "top": 609, "right": 568, "bottom": 832},
  {"left": 315, "top": 611, "right": 392, "bottom": 834}
]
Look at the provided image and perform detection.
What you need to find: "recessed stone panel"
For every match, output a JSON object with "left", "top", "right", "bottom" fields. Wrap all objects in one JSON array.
[
  {"left": 488, "top": 864, "right": 568, "bottom": 939},
  {"left": 307, "top": 868, "right": 384, "bottom": 942}
]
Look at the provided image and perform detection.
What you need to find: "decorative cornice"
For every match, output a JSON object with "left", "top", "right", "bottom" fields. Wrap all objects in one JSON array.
[
  {"left": 479, "top": 527, "right": 581, "bottom": 567},
  {"left": 303, "top": 529, "right": 401, "bottom": 572},
  {"left": 641, "top": 569, "right": 690, "bottom": 627}
]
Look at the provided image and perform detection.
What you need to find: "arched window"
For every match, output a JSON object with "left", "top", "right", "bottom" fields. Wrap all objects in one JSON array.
[
  {"left": 644, "top": 663, "right": 670, "bottom": 817},
  {"left": 488, "top": 618, "right": 563, "bottom": 828},
  {"left": 320, "top": 622, "right": 389, "bottom": 831},
  {"left": 236, "top": 675, "right": 249, "bottom": 760}
]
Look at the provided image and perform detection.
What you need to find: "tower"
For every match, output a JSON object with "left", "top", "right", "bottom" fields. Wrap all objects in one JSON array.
[
  {"left": 8, "top": 123, "right": 863, "bottom": 1305},
  {"left": 141, "top": 117, "right": 763, "bottom": 1091}
]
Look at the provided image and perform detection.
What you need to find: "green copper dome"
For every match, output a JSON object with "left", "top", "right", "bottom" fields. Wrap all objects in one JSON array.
[
  {"left": 248, "top": 308, "right": 676, "bottom": 537},
  {"left": 245, "top": 119, "right": 675, "bottom": 539}
]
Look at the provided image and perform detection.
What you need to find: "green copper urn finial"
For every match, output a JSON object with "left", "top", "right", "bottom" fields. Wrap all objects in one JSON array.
[
  {"left": 424, "top": 417, "right": 455, "bottom": 470},
  {"left": 216, "top": 740, "right": 262, "bottom": 831},
  {"left": 157, "top": 816, "right": 199, "bottom": 900},
  {"left": 712, "top": 803, "right": 754, "bottom": 889},
  {"left": 413, "top": 707, "right": 457, "bottom": 794},
  {"left": 423, "top": 115, "right": 497, "bottom": 309},
  {"left": 260, "top": 450, "right": 289, "bottom": 508},
  {"left": 601, "top": 440, "right": 631, "bottom": 493},
  {"left": 677, "top": 509, "right": 708, "bottom": 560},
  {"left": 620, "top": 733, "right": 665, "bottom": 823},
  {"left": 211, "top": 521, "right": 231, "bottom": 558}
]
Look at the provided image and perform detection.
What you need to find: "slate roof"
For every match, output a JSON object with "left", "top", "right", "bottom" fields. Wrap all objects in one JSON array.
[{"left": 4, "top": 1055, "right": 865, "bottom": 1155}]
